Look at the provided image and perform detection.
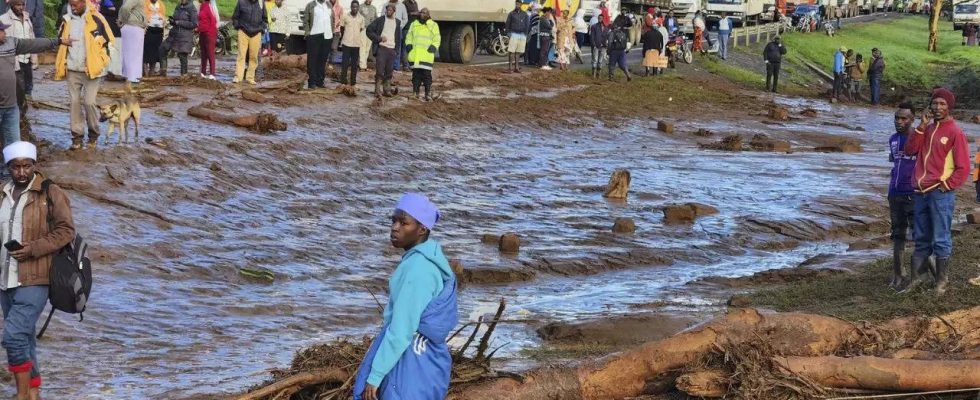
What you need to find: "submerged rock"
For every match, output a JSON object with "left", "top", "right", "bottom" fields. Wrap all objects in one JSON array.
[
  {"left": 657, "top": 121, "right": 675, "bottom": 134},
  {"left": 663, "top": 203, "right": 719, "bottom": 224},
  {"left": 612, "top": 217, "right": 636, "bottom": 234},
  {"left": 499, "top": 233, "right": 521, "bottom": 254},
  {"left": 768, "top": 106, "right": 790, "bottom": 121}
]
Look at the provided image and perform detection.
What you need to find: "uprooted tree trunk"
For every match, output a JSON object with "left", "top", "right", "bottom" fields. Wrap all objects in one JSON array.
[
  {"left": 448, "top": 306, "right": 980, "bottom": 400},
  {"left": 233, "top": 369, "right": 349, "bottom": 400},
  {"left": 777, "top": 356, "right": 980, "bottom": 392},
  {"left": 187, "top": 103, "right": 287, "bottom": 134}
]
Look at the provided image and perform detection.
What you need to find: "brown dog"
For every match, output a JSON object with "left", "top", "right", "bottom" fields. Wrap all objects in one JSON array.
[{"left": 98, "top": 91, "right": 141, "bottom": 145}]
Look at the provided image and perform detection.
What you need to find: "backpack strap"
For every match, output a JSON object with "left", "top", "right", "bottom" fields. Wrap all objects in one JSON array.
[{"left": 36, "top": 308, "right": 55, "bottom": 339}]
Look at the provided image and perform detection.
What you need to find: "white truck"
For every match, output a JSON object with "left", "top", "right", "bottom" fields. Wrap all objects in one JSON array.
[
  {"left": 281, "top": 0, "right": 562, "bottom": 63},
  {"left": 953, "top": 0, "right": 980, "bottom": 30},
  {"left": 706, "top": 0, "right": 775, "bottom": 24}
]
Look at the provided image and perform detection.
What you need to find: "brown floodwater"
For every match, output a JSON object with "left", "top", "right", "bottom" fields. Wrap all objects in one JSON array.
[{"left": 9, "top": 74, "right": 977, "bottom": 399}]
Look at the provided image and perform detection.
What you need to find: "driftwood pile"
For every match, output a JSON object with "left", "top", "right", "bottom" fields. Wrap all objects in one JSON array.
[
  {"left": 234, "top": 300, "right": 511, "bottom": 400},
  {"left": 447, "top": 307, "right": 980, "bottom": 399}
]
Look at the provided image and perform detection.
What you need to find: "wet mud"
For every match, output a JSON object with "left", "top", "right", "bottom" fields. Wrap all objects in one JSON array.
[{"left": 7, "top": 60, "right": 979, "bottom": 399}]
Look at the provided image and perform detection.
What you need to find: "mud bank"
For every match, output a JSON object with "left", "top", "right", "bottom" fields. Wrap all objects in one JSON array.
[{"left": 8, "top": 56, "right": 978, "bottom": 398}]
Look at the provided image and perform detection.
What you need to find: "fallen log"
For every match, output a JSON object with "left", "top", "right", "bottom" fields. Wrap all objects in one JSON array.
[
  {"left": 263, "top": 54, "right": 308, "bottom": 71},
  {"left": 186, "top": 104, "right": 287, "bottom": 134},
  {"left": 777, "top": 356, "right": 980, "bottom": 392},
  {"left": 241, "top": 90, "right": 269, "bottom": 103},
  {"left": 449, "top": 308, "right": 855, "bottom": 400},
  {"left": 232, "top": 368, "right": 349, "bottom": 400}
]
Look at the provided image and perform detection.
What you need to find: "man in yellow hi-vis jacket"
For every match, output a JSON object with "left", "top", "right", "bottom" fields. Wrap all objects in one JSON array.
[{"left": 405, "top": 7, "right": 439, "bottom": 101}]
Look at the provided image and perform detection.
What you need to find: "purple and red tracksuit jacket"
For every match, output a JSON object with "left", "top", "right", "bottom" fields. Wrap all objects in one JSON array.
[{"left": 889, "top": 130, "right": 916, "bottom": 197}]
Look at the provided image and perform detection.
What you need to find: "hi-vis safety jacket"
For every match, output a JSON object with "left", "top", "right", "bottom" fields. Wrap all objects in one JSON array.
[{"left": 405, "top": 19, "right": 440, "bottom": 70}]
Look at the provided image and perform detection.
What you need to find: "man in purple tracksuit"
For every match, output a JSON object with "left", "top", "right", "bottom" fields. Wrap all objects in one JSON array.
[{"left": 887, "top": 102, "right": 917, "bottom": 290}]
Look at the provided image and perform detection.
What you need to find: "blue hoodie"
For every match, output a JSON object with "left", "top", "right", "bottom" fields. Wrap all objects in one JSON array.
[
  {"left": 353, "top": 239, "right": 459, "bottom": 399},
  {"left": 889, "top": 129, "right": 916, "bottom": 197},
  {"left": 833, "top": 50, "right": 844, "bottom": 74}
]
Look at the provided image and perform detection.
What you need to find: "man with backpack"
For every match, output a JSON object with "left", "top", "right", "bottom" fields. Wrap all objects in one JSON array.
[
  {"left": 607, "top": 13, "right": 631, "bottom": 82},
  {"left": 0, "top": 141, "right": 77, "bottom": 400}
]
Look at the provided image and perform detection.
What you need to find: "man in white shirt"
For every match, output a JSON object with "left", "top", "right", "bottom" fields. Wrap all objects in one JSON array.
[
  {"left": 718, "top": 12, "right": 731, "bottom": 60},
  {"left": 303, "top": 0, "right": 334, "bottom": 88}
]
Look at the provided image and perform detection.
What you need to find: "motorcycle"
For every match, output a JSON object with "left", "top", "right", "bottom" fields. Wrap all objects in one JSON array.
[
  {"left": 668, "top": 31, "right": 693, "bottom": 65},
  {"left": 477, "top": 23, "right": 509, "bottom": 57}
]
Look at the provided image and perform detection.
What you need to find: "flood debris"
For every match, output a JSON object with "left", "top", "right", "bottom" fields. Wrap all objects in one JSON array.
[
  {"left": 657, "top": 121, "right": 675, "bottom": 134},
  {"left": 187, "top": 103, "right": 287, "bottom": 134},
  {"left": 693, "top": 128, "right": 714, "bottom": 137},
  {"left": 603, "top": 169, "right": 631, "bottom": 200},
  {"left": 612, "top": 217, "right": 636, "bottom": 234},
  {"left": 448, "top": 306, "right": 980, "bottom": 400},
  {"left": 800, "top": 108, "right": 819, "bottom": 117},
  {"left": 239, "top": 267, "right": 275, "bottom": 282},
  {"left": 241, "top": 90, "right": 270, "bottom": 104},
  {"left": 499, "top": 233, "right": 521, "bottom": 254},
  {"left": 768, "top": 106, "right": 790, "bottom": 121},
  {"left": 663, "top": 203, "right": 719, "bottom": 224},
  {"left": 238, "top": 300, "right": 512, "bottom": 400},
  {"left": 748, "top": 134, "right": 791, "bottom": 153},
  {"left": 966, "top": 213, "right": 980, "bottom": 224},
  {"left": 700, "top": 134, "right": 743, "bottom": 151}
]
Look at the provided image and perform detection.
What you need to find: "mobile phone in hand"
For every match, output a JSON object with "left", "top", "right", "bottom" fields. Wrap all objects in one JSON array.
[{"left": 4, "top": 240, "right": 22, "bottom": 251}]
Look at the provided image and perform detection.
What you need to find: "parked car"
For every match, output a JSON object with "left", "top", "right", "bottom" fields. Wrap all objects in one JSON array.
[{"left": 792, "top": 3, "right": 820, "bottom": 23}]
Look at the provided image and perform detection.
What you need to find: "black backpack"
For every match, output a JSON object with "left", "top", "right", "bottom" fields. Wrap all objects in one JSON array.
[
  {"left": 36, "top": 180, "right": 92, "bottom": 339},
  {"left": 609, "top": 28, "right": 628, "bottom": 50}
]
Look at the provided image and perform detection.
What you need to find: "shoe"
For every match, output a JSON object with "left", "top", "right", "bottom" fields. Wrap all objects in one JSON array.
[
  {"left": 899, "top": 255, "right": 932, "bottom": 293},
  {"left": 200, "top": 73, "right": 207, "bottom": 78},
  {"left": 541, "top": 65, "right": 552, "bottom": 70},
  {"left": 424, "top": 95, "right": 432, "bottom": 102},
  {"left": 232, "top": 78, "right": 241, "bottom": 83},
  {"left": 208, "top": 75, "right": 216, "bottom": 80},
  {"left": 247, "top": 80, "right": 257, "bottom": 85}
]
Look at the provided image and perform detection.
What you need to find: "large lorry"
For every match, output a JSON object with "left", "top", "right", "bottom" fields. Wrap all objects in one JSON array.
[
  {"left": 953, "top": 0, "right": 980, "bottom": 29},
  {"left": 705, "top": 0, "right": 776, "bottom": 24}
]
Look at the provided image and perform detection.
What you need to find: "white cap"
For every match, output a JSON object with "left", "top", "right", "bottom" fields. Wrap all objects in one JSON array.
[{"left": 3, "top": 141, "right": 36, "bottom": 164}]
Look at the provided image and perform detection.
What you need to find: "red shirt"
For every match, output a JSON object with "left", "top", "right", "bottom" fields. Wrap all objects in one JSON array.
[
  {"left": 198, "top": 1, "right": 217, "bottom": 35},
  {"left": 906, "top": 118, "right": 971, "bottom": 192}
]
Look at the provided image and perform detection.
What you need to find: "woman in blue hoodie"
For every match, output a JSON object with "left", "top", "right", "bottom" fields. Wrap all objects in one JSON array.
[{"left": 354, "top": 193, "right": 458, "bottom": 400}]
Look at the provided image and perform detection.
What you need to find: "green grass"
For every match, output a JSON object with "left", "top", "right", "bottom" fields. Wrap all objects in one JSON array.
[
  {"left": 780, "top": 15, "right": 980, "bottom": 96},
  {"left": 749, "top": 224, "right": 980, "bottom": 322},
  {"left": 700, "top": 54, "right": 767, "bottom": 89}
]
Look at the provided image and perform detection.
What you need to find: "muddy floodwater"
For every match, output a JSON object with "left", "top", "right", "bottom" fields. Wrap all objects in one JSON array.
[{"left": 8, "top": 75, "right": 970, "bottom": 399}]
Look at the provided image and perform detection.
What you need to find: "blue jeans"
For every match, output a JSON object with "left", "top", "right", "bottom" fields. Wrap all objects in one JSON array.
[
  {"left": 1, "top": 285, "right": 48, "bottom": 382},
  {"left": 0, "top": 105, "right": 19, "bottom": 147},
  {"left": 869, "top": 75, "right": 882, "bottom": 105},
  {"left": 718, "top": 31, "right": 730, "bottom": 59},
  {"left": 913, "top": 190, "right": 955, "bottom": 259}
]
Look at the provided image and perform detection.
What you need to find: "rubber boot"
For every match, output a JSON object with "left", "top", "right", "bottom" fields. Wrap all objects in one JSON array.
[
  {"left": 14, "top": 371, "right": 30, "bottom": 400},
  {"left": 934, "top": 257, "right": 950, "bottom": 295},
  {"left": 899, "top": 255, "right": 929, "bottom": 293},
  {"left": 424, "top": 85, "right": 432, "bottom": 102},
  {"left": 382, "top": 80, "right": 393, "bottom": 97},
  {"left": 625, "top": 69, "right": 632, "bottom": 82},
  {"left": 374, "top": 80, "right": 382, "bottom": 98},
  {"left": 889, "top": 239, "right": 905, "bottom": 289},
  {"left": 591, "top": 67, "right": 598, "bottom": 79}
]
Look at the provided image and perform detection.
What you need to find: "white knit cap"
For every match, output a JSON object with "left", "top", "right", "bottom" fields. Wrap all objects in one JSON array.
[{"left": 3, "top": 141, "right": 36, "bottom": 164}]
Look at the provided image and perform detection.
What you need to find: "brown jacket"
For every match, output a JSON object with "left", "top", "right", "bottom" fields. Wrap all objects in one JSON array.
[{"left": 1, "top": 173, "right": 76, "bottom": 287}]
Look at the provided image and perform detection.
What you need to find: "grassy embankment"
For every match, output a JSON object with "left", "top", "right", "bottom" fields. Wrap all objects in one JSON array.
[
  {"left": 750, "top": 224, "right": 980, "bottom": 322},
  {"left": 711, "top": 15, "right": 980, "bottom": 106}
]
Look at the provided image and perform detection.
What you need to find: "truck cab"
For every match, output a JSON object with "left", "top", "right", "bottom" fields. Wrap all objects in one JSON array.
[{"left": 954, "top": 0, "right": 980, "bottom": 30}]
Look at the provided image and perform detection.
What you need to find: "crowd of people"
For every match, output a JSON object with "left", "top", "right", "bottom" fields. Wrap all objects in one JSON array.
[{"left": 831, "top": 45, "right": 886, "bottom": 104}]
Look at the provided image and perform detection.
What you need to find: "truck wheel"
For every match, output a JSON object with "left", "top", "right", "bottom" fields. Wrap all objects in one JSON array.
[{"left": 449, "top": 24, "right": 476, "bottom": 63}]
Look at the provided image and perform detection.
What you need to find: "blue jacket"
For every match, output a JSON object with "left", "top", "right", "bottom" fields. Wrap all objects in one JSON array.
[
  {"left": 833, "top": 51, "right": 844, "bottom": 73},
  {"left": 889, "top": 130, "right": 916, "bottom": 197},
  {"left": 353, "top": 239, "right": 459, "bottom": 400}
]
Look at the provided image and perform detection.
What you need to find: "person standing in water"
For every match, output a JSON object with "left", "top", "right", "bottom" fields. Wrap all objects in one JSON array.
[{"left": 354, "top": 193, "right": 458, "bottom": 400}]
